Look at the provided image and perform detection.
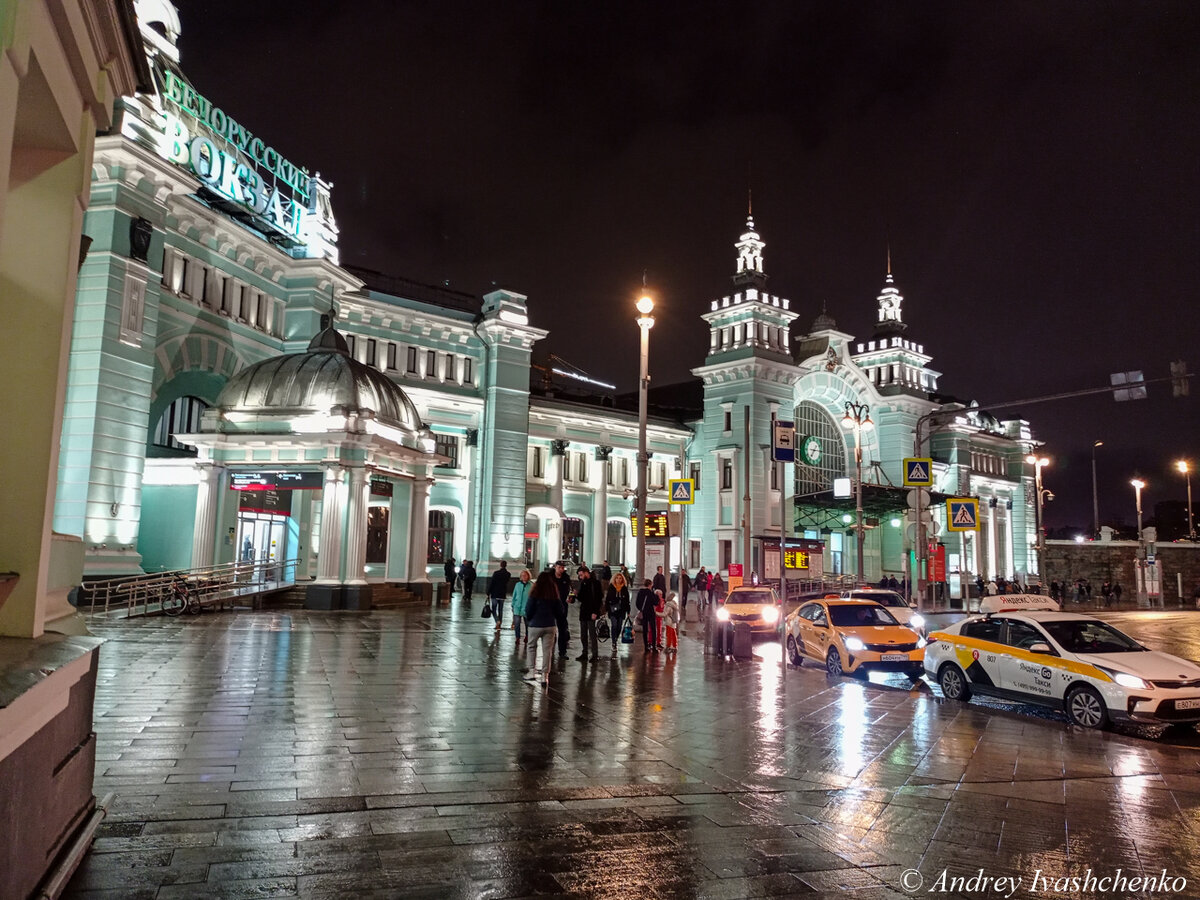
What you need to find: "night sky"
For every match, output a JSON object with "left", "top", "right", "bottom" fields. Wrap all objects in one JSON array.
[{"left": 175, "top": 1, "right": 1200, "bottom": 532}]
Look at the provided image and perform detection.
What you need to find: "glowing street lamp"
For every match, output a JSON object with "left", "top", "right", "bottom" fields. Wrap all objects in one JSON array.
[
  {"left": 1026, "top": 455, "right": 1050, "bottom": 578},
  {"left": 1178, "top": 461, "right": 1196, "bottom": 541},
  {"left": 1091, "top": 440, "right": 1103, "bottom": 539},
  {"left": 841, "top": 401, "right": 873, "bottom": 584},
  {"left": 1131, "top": 477, "right": 1147, "bottom": 606},
  {"left": 634, "top": 292, "right": 655, "bottom": 583}
]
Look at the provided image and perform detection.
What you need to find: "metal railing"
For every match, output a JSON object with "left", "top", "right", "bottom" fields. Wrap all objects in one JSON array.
[{"left": 80, "top": 557, "right": 299, "bottom": 618}]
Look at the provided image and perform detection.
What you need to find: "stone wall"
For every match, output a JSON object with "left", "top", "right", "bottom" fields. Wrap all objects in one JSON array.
[{"left": 1045, "top": 539, "right": 1200, "bottom": 604}]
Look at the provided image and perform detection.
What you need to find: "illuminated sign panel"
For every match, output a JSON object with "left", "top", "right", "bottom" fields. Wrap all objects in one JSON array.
[
  {"left": 230, "top": 471, "right": 323, "bottom": 491},
  {"left": 629, "top": 512, "right": 670, "bottom": 538},
  {"left": 783, "top": 549, "right": 810, "bottom": 570}
]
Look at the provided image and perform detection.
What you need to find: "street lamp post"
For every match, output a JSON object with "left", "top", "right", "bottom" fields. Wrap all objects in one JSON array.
[
  {"left": 1178, "top": 460, "right": 1195, "bottom": 541},
  {"left": 1026, "top": 455, "right": 1049, "bottom": 580},
  {"left": 1131, "top": 478, "right": 1146, "bottom": 606},
  {"left": 841, "top": 401, "right": 873, "bottom": 585},
  {"left": 634, "top": 292, "right": 655, "bottom": 584},
  {"left": 1091, "top": 440, "right": 1103, "bottom": 539}
]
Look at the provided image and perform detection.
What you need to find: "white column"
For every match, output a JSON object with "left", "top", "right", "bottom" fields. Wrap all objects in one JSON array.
[
  {"left": 316, "top": 467, "right": 344, "bottom": 582},
  {"left": 987, "top": 503, "right": 998, "bottom": 578},
  {"left": 344, "top": 467, "right": 369, "bottom": 584},
  {"left": 592, "top": 454, "right": 609, "bottom": 564},
  {"left": 551, "top": 443, "right": 565, "bottom": 512},
  {"left": 408, "top": 476, "right": 432, "bottom": 583},
  {"left": 190, "top": 465, "right": 221, "bottom": 570}
]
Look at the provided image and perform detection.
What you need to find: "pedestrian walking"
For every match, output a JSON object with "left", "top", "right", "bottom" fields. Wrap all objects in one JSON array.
[
  {"left": 662, "top": 590, "right": 680, "bottom": 654},
  {"left": 652, "top": 565, "right": 667, "bottom": 596},
  {"left": 443, "top": 557, "right": 456, "bottom": 588},
  {"left": 599, "top": 559, "right": 613, "bottom": 594},
  {"left": 488, "top": 560, "right": 512, "bottom": 632},
  {"left": 706, "top": 570, "right": 716, "bottom": 607},
  {"left": 694, "top": 567, "right": 707, "bottom": 614},
  {"left": 711, "top": 572, "right": 725, "bottom": 602},
  {"left": 552, "top": 561, "right": 572, "bottom": 658},
  {"left": 574, "top": 566, "right": 603, "bottom": 661},
  {"left": 460, "top": 559, "right": 477, "bottom": 601},
  {"left": 511, "top": 568, "right": 532, "bottom": 642},
  {"left": 1113, "top": 582, "right": 1123, "bottom": 604},
  {"left": 636, "top": 579, "right": 658, "bottom": 651},
  {"left": 524, "top": 572, "right": 564, "bottom": 686},
  {"left": 680, "top": 568, "right": 691, "bottom": 620},
  {"left": 604, "top": 572, "right": 631, "bottom": 658}
]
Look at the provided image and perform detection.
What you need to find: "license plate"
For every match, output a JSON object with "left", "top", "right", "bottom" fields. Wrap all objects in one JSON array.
[
  {"left": 1176, "top": 698, "right": 1200, "bottom": 710},
  {"left": 881, "top": 653, "right": 908, "bottom": 662}
]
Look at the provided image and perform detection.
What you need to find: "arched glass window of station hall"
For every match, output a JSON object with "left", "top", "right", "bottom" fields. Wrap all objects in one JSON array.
[
  {"left": 152, "top": 396, "right": 209, "bottom": 455},
  {"left": 793, "top": 400, "right": 847, "bottom": 497}
]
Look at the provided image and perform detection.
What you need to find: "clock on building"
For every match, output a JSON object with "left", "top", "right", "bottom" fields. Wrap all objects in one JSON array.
[{"left": 800, "top": 436, "right": 822, "bottom": 465}]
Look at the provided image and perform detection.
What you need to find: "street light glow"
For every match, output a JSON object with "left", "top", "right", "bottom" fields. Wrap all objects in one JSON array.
[
  {"left": 635, "top": 294, "right": 654, "bottom": 315},
  {"left": 1131, "top": 478, "right": 1145, "bottom": 490},
  {"left": 1177, "top": 460, "right": 1189, "bottom": 475}
]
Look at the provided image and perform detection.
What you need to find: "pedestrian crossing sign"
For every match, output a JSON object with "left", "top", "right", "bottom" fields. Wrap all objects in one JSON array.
[
  {"left": 903, "top": 458, "right": 934, "bottom": 486},
  {"left": 668, "top": 478, "right": 695, "bottom": 505},
  {"left": 946, "top": 499, "right": 979, "bottom": 531}
]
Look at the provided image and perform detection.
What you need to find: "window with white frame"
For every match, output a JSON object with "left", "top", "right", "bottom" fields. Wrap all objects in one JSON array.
[
  {"left": 406, "top": 346, "right": 418, "bottom": 374},
  {"left": 463, "top": 357, "right": 473, "bottom": 384},
  {"left": 531, "top": 446, "right": 545, "bottom": 478},
  {"left": 434, "top": 433, "right": 459, "bottom": 469},
  {"left": 426, "top": 349, "right": 437, "bottom": 378}
]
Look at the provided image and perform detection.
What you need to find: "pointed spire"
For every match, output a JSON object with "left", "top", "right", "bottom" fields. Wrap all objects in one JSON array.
[
  {"left": 734, "top": 207, "right": 765, "bottom": 283},
  {"left": 886, "top": 243, "right": 892, "bottom": 277},
  {"left": 874, "top": 254, "right": 906, "bottom": 333}
]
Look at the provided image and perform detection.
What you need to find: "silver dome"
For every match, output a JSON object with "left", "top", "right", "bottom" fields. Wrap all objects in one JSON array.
[{"left": 216, "top": 327, "right": 422, "bottom": 432}]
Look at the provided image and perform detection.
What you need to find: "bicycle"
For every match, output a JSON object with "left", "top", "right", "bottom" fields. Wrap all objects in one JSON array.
[{"left": 161, "top": 576, "right": 201, "bottom": 616}]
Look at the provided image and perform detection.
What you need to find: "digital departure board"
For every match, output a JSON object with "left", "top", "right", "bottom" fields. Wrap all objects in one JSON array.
[
  {"left": 783, "top": 549, "right": 810, "bottom": 570},
  {"left": 629, "top": 512, "right": 670, "bottom": 538}
]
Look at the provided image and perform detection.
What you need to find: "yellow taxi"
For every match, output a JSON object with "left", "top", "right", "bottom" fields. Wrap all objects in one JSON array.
[{"left": 786, "top": 598, "right": 925, "bottom": 678}]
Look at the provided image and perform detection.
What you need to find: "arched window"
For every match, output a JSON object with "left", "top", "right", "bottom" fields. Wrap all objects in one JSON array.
[
  {"left": 151, "top": 396, "right": 208, "bottom": 454},
  {"left": 794, "top": 400, "right": 847, "bottom": 497},
  {"left": 427, "top": 510, "right": 454, "bottom": 563}
]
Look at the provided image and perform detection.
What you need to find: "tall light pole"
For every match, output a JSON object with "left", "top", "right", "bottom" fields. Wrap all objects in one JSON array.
[
  {"left": 842, "top": 401, "right": 873, "bottom": 585},
  {"left": 1131, "top": 478, "right": 1146, "bottom": 606},
  {"left": 1177, "top": 460, "right": 1196, "bottom": 541},
  {"left": 1026, "top": 455, "right": 1049, "bottom": 579},
  {"left": 634, "top": 292, "right": 655, "bottom": 583},
  {"left": 1131, "top": 478, "right": 1145, "bottom": 541},
  {"left": 1091, "top": 440, "right": 1103, "bottom": 539}
]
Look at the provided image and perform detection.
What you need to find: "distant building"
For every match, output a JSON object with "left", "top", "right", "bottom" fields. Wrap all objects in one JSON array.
[{"left": 56, "top": 1, "right": 1042, "bottom": 605}]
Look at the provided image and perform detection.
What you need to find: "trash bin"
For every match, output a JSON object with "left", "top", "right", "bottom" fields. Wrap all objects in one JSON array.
[
  {"left": 731, "top": 623, "right": 753, "bottom": 659},
  {"left": 436, "top": 582, "right": 452, "bottom": 606}
]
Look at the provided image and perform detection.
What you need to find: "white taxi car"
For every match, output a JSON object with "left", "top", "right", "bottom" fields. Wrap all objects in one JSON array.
[
  {"left": 925, "top": 595, "right": 1200, "bottom": 729},
  {"left": 838, "top": 589, "right": 926, "bottom": 635}
]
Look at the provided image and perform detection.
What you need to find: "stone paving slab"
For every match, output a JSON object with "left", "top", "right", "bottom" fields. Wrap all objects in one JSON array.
[{"left": 61, "top": 602, "right": 1200, "bottom": 898}]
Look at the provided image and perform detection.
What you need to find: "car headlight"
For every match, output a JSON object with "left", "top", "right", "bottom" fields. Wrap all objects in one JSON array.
[
  {"left": 761, "top": 606, "right": 780, "bottom": 624},
  {"left": 1097, "top": 666, "right": 1150, "bottom": 690},
  {"left": 909, "top": 614, "right": 926, "bottom": 630},
  {"left": 917, "top": 637, "right": 927, "bottom": 649},
  {"left": 715, "top": 607, "right": 730, "bottom": 622},
  {"left": 844, "top": 636, "right": 865, "bottom": 651}
]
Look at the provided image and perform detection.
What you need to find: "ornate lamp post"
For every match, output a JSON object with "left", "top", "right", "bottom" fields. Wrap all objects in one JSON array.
[
  {"left": 634, "top": 292, "right": 655, "bottom": 583},
  {"left": 841, "top": 401, "right": 873, "bottom": 585},
  {"left": 1091, "top": 440, "right": 1103, "bottom": 539},
  {"left": 1026, "top": 455, "right": 1050, "bottom": 578},
  {"left": 1177, "top": 460, "right": 1195, "bottom": 541}
]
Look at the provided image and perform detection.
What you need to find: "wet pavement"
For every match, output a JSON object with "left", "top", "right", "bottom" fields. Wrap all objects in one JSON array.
[{"left": 63, "top": 600, "right": 1200, "bottom": 899}]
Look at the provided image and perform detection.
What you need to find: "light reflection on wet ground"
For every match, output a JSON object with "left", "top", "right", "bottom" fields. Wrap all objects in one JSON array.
[{"left": 64, "top": 601, "right": 1200, "bottom": 898}]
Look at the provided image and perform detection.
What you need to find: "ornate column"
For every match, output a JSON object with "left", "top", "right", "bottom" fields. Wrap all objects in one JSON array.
[
  {"left": 344, "top": 467, "right": 369, "bottom": 584},
  {"left": 407, "top": 476, "right": 433, "bottom": 584},
  {"left": 190, "top": 464, "right": 221, "bottom": 570},
  {"left": 316, "top": 467, "right": 344, "bottom": 583},
  {"left": 593, "top": 446, "right": 612, "bottom": 563}
]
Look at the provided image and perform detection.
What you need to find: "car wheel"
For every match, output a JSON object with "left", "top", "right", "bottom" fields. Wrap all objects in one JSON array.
[
  {"left": 938, "top": 663, "right": 971, "bottom": 701},
  {"left": 825, "top": 647, "right": 843, "bottom": 677},
  {"left": 786, "top": 635, "right": 802, "bottom": 666},
  {"left": 1065, "top": 684, "right": 1109, "bottom": 729}
]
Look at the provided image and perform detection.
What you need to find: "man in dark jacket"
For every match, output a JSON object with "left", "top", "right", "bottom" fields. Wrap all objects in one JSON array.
[
  {"left": 487, "top": 560, "right": 512, "bottom": 631},
  {"left": 574, "top": 567, "right": 604, "bottom": 661},
  {"left": 552, "top": 561, "right": 572, "bottom": 658},
  {"left": 444, "top": 558, "right": 456, "bottom": 587},
  {"left": 652, "top": 566, "right": 667, "bottom": 597},
  {"left": 636, "top": 579, "right": 659, "bottom": 651},
  {"left": 460, "top": 560, "right": 476, "bottom": 601}
]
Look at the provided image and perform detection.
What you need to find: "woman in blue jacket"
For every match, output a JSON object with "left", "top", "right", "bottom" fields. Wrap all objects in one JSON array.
[{"left": 511, "top": 569, "right": 532, "bottom": 643}]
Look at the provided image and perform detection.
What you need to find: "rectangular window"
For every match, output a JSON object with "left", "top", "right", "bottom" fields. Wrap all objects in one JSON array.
[
  {"left": 427, "top": 510, "right": 454, "bottom": 563},
  {"left": 575, "top": 452, "right": 588, "bottom": 483},
  {"left": 723, "top": 410, "right": 732, "bottom": 432},
  {"left": 721, "top": 458, "right": 733, "bottom": 490},
  {"left": 463, "top": 357, "right": 473, "bottom": 384},
  {"left": 434, "top": 433, "right": 459, "bottom": 469},
  {"left": 426, "top": 349, "right": 437, "bottom": 378},
  {"left": 446, "top": 353, "right": 455, "bottom": 381},
  {"left": 258, "top": 294, "right": 268, "bottom": 328},
  {"left": 689, "top": 540, "right": 701, "bottom": 568},
  {"left": 406, "top": 346, "right": 418, "bottom": 374},
  {"left": 532, "top": 446, "right": 545, "bottom": 478},
  {"left": 621, "top": 457, "right": 630, "bottom": 486},
  {"left": 387, "top": 343, "right": 397, "bottom": 371},
  {"left": 689, "top": 462, "right": 701, "bottom": 491},
  {"left": 719, "top": 540, "right": 732, "bottom": 570},
  {"left": 346, "top": 334, "right": 357, "bottom": 358},
  {"left": 561, "top": 453, "right": 571, "bottom": 481},
  {"left": 365, "top": 339, "right": 377, "bottom": 367}
]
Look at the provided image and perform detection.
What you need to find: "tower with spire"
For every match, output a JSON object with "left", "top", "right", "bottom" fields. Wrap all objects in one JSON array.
[{"left": 849, "top": 254, "right": 941, "bottom": 397}]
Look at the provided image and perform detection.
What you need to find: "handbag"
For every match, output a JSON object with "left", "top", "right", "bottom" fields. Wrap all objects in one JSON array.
[
  {"left": 621, "top": 617, "right": 635, "bottom": 644},
  {"left": 597, "top": 618, "right": 610, "bottom": 641},
  {"left": 481, "top": 602, "right": 492, "bottom": 619}
]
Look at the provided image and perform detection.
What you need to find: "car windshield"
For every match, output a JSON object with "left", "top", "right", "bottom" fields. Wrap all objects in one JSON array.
[
  {"left": 1041, "top": 620, "right": 1145, "bottom": 654},
  {"left": 829, "top": 605, "right": 899, "bottom": 627},
  {"left": 727, "top": 589, "right": 776, "bottom": 605},
  {"left": 852, "top": 591, "right": 907, "bottom": 608}
]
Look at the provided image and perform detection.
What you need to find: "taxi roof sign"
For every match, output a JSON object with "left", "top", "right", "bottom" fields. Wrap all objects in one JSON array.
[
  {"left": 946, "top": 498, "right": 979, "bottom": 531},
  {"left": 903, "top": 458, "right": 934, "bottom": 486},
  {"left": 978, "top": 594, "right": 1061, "bottom": 614}
]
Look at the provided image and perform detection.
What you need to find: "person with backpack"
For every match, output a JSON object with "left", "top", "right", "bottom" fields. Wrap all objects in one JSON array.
[
  {"left": 487, "top": 560, "right": 512, "bottom": 632},
  {"left": 604, "top": 572, "right": 631, "bottom": 658}
]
